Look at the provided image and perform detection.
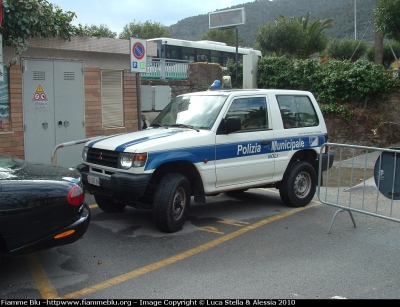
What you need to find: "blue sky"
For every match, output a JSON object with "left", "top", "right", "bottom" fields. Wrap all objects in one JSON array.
[{"left": 50, "top": 0, "right": 256, "bottom": 35}]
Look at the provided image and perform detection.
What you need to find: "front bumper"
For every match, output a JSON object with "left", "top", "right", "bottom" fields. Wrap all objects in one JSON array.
[{"left": 77, "top": 163, "right": 152, "bottom": 199}]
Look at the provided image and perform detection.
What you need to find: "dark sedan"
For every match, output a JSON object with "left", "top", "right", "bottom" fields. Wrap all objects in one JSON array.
[{"left": 0, "top": 154, "right": 90, "bottom": 263}]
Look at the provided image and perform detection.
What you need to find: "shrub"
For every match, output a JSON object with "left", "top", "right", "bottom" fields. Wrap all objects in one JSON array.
[
  {"left": 326, "top": 37, "right": 367, "bottom": 62},
  {"left": 317, "top": 60, "right": 396, "bottom": 104},
  {"left": 257, "top": 56, "right": 293, "bottom": 89},
  {"left": 257, "top": 57, "right": 398, "bottom": 106}
]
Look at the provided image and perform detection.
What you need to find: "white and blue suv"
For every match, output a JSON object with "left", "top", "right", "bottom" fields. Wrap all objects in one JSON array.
[{"left": 77, "top": 89, "right": 334, "bottom": 232}]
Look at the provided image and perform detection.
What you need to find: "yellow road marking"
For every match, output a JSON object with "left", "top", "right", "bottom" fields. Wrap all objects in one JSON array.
[
  {"left": 25, "top": 253, "right": 59, "bottom": 299},
  {"left": 218, "top": 219, "right": 249, "bottom": 226},
  {"left": 199, "top": 226, "right": 225, "bottom": 234},
  {"left": 28, "top": 191, "right": 320, "bottom": 299},
  {"left": 61, "top": 202, "right": 319, "bottom": 299}
]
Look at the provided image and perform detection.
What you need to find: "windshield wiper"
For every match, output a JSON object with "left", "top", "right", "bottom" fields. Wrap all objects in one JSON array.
[
  {"left": 170, "top": 124, "right": 199, "bottom": 132},
  {"left": 150, "top": 123, "right": 167, "bottom": 128}
]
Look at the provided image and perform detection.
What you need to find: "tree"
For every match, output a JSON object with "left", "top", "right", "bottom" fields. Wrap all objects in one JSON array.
[
  {"left": 254, "top": 16, "right": 304, "bottom": 57},
  {"left": 366, "top": 40, "right": 400, "bottom": 67},
  {"left": 200, "top": 28, "right": 245, "bottom": 47},
  {"left": 326, "top": 37, "right": 367, "bottom": 61},
  {"left": 295, "top": 13, "right": 333, "bottom": 59},
  {"left": 85, "top": 24, "right": 117, "bottom": 39},
  {"left": 118, "top": 20, "right": 170, "bottom": 40},
  {"left": 374, "top": 0, "right": 400, "bottom": 42},
  {"left": 1, "top": 0, "right": 87, "bottom": 62},
  {"left": 254, "top": 13, "right": 332, "bottom": 59},
  {"left": 374, "top": 28, "right": 384, "bottom": 65}
]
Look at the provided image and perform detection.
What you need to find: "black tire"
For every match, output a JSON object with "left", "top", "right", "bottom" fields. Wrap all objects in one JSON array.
[
  {"left": 279, "top": 161, "right": 317, "bottom": 207},
  {"left": 153, "top": 173, "right": 191, "bottom": 233},
  {"left": 94, "top": 193, "right": 126, "bottom": 213}
]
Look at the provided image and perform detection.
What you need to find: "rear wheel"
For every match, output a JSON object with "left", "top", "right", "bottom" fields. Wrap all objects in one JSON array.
[
  {"left": 153, "top": 173, "right": 190, "bottom": 233},
  {"left": 94, "top": 193, "right": 126, "bottom": 213},
  {"left": 279, "top": 161, "right": 317, "bottom": 207}
]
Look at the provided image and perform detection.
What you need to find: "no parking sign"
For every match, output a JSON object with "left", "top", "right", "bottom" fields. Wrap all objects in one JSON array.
[{"left": 130, "top": 38, "right": 147, "bottom": 73}]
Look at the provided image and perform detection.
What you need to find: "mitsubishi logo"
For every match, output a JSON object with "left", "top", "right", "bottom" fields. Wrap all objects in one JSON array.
[{"left": 98, "top": 152, "right": 103, "bottom": 160}]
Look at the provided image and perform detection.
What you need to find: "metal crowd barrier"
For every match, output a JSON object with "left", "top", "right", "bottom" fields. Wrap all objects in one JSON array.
[
  {"left": 318, "top": 143, "right": 400, "bottom": 233},
  {"left": 51, "top": 136, "right": 105, "bottom": 165}
]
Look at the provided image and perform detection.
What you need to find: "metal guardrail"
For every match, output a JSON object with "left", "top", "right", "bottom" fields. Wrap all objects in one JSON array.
[
  {"left": 51, "top": 136, "right": 105, "bottom": 165},
  {"left": 318, "top": 143, "right": 400, "bottom": 233}
]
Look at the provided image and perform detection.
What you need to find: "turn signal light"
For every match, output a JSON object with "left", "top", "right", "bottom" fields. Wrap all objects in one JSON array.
[
  {"left": 133, "top": 153, "right": 148, "bottom": 167},
  {"left": 54, "top": 230, "right": 75, "bottom": 239}
]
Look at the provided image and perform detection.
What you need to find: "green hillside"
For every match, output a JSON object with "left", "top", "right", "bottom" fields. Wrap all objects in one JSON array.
[{"left": 168, "top": 0, "right": 376, "bottom": 47}]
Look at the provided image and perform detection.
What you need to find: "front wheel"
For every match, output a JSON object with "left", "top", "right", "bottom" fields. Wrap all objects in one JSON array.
[
  {"left": 94, "top": 193, "right": 126, "bottom": 213},
  {"left": 153, "top": 173, "right": 191, "bottom": 233},
  {"left": 279, "top": 161, "right": 317, "bottom": 207}
]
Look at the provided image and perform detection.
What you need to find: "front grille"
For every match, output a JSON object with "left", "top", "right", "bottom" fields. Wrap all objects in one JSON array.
[{"left": 87, "top": 148, "right": 119, "bottom": 168}]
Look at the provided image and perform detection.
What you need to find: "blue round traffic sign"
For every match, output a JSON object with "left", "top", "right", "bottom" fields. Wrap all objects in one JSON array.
[{"left": 132, "top": 42, "right": 145, "bottom": 60}]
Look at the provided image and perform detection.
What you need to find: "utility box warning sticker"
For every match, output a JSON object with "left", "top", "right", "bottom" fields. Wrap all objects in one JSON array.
[{"left": 32, "top": 84, "right": 48, "bottom": 109}]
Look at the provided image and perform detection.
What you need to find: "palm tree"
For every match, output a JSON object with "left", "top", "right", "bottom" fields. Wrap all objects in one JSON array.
[{"left": 295, "top": 13, "right": 333, "bottom": 59}]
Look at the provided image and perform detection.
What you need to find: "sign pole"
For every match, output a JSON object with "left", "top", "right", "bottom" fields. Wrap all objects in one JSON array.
[
  {"left": 235, "top": 26, "right": 238, "bottom": 88},
  {"left": 136, "top": 72, "right": 142, "bottom": 130},
  {"left": 130, "top": 38, "right": 147, "bottom": 131}
]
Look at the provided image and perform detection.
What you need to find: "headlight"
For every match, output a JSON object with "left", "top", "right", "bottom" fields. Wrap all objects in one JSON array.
[
  {"left": 82, "top": 147, "right": 89, "bottom": 162},
  {"left": 119, "top": 153, "right": 147, "bottom": 169},
  {"left": 119, "top": 153, "right": 134, "bottom": 169}
]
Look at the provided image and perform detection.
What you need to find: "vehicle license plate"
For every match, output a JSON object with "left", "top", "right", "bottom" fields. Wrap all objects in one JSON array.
[{"left": 87, "top": 175, "right": 100, "bottom": 186}]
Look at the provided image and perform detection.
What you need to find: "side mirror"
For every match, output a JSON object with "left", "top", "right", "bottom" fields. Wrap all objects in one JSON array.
[{"left": 225, "top": 116, "right": 241, "bottom": 133}]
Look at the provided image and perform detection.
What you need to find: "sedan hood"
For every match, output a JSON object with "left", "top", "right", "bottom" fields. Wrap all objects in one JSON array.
[{"left": 0, "top": 158, "right": 81, "bottom": 182}]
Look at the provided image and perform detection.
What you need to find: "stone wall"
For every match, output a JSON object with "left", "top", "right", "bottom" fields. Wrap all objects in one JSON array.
[{"left": 324, "top": 88, "right": 400, "bottom": 149}]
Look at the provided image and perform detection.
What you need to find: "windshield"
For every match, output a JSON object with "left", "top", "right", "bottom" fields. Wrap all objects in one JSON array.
[
  {"left": 151, "top": 94, "right": 227, "bottom": 130},
  {"left": 0, "top": 154, "right": 25, "bottom": 171}
]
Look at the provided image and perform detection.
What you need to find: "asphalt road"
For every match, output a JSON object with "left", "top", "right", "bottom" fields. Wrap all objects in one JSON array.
[{"left": 1, "top": 186, "right": 400, "bottom": 300}]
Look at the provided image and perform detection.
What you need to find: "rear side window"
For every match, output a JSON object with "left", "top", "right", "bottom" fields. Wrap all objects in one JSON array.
[
  {"left": 277, "top": 95, "right": 319, "bottom": 129},
  {"left": 226, "top": 97, "right": 268, "bottom": 131}
]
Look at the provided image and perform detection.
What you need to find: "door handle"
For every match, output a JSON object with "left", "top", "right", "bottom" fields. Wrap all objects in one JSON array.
[
  {"left": 261, "top": 140, "right": 271, "bottom": 146},
  {"left": 42, "top": 122, "right": 48, "bottom": 130},
  {"left": 64, "top": 121, "right": 69, "bottom": 128}
]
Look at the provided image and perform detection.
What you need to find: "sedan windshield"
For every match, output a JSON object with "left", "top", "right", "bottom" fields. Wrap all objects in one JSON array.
[
  {"left": 0, "top": 154, "right": 25, "bottom": 171},
  {"left": 151, "top": 94, "right": 227, "bottom": 130}
]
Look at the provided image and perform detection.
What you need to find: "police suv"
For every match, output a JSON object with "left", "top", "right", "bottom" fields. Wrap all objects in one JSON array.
[{"left": 77, "top": 89, "right": 333, "bottom": 233}]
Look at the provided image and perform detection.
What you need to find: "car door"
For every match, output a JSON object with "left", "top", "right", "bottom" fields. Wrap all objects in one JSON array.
[{"left": 215, "top": 96, "right": 275, "bottom": 188}]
